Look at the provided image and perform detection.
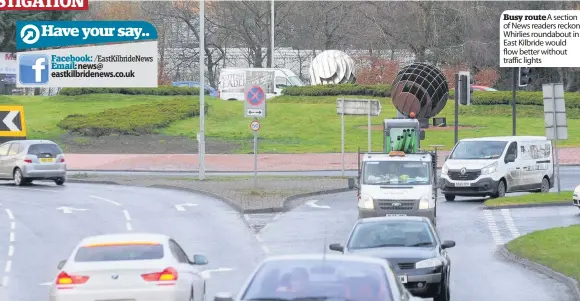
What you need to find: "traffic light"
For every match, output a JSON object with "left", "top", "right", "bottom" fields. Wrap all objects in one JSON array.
[
  {"left": 519, "top": 67, "right": 533, "bottom": 87},
  {"left": 458, "top": 72, "right": 470, "bottom": 105}
]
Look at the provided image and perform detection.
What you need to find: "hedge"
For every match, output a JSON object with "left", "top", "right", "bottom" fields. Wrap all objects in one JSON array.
[
  {"left": 58, "top": 86, "right": 205, "bottom": 96},
  {"left": 57, "top": 97, "right": 207, "bottom": 136},
  {"left": 468, "top": 91, "right": 580, "bottom": 108},
  {"left": 283, "top": 84, "right": 392, "bottom": 97}
]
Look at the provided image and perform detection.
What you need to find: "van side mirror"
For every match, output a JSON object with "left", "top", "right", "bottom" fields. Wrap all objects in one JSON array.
[
  {"left": 348, "top": 177, "right": 359, "bottom": 189},
  {"left": 329, "top": 243, "right": 344, "bottom": 252},
  {"left": 505, "top": 154, "right": 516, "bottom": 163},
  {"left": 57, "top": 260, "right": 66, "bottom": 270}
]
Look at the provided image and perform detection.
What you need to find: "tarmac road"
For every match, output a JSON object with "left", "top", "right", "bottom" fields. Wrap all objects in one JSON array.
[
  {"left": 258, "top": 186, "right": 579, "bottom": 301},
  {"left": 0, "top": 182, "right": 265, "bottom": 301}
]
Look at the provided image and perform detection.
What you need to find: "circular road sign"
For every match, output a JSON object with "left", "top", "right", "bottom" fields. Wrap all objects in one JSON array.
[
  {"left": 250, "top": 120, "right": 261, "bottom": 131},
  {"left": 246, "top": 85, "right": 265, "bottom": 106}
]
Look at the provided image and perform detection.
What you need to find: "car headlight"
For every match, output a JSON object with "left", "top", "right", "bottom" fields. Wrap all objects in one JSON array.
[
  {"left": 358, "top": 194, "right": 374, "bottom": 209},
  {"left": 441, "top": 165, "right": 448, "bottom": 176},
  {"left": 481, "top": 162, "right": 498, "bottom": 175},
  {"left": 415, "top": 258, "right": 442, "bottom": 269},
  {"left": 418, "top": 196, "right": 435, "bottom": 210}
]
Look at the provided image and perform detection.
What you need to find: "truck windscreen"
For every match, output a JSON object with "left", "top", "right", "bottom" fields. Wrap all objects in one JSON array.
[{"left": 363, "top": 161, "right": 431, "bottom": 185}]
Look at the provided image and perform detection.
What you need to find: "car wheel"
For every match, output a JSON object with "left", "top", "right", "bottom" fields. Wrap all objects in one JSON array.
[
  {"left": 444, "top": 194, "right": 455, "bottom": 201},
  {"left": 540, "top": 177, "right": 550, "bottom": 193},
  {"left": 13, "top": 168, "right": 26, "bottom": 186},
  {"left": 54, "top": 178, "right": 65, "bottom": 186},
  {"left": 433, "top": 278, "right": 450, "bottom": 301}
]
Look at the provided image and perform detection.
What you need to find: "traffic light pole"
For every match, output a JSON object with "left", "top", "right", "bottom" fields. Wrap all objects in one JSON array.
[{"left": 511, "top": 67, "right": 517, "bottom": 136}]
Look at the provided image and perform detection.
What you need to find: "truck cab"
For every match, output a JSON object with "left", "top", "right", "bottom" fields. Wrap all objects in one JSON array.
[
  {"left": 357, "top": 152, "right": 437, "bottom": 224},
  {"left": 351, "top": 118, "right": 438, "bottom": 225}
]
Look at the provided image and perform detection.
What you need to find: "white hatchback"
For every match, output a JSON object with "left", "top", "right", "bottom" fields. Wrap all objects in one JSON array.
[{"left": 49, "top": 233, "right": 208, "bottom": 301}]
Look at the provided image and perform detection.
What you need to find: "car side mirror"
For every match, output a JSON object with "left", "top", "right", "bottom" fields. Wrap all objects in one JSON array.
[
  {"left": 214, "top": 292, "right": 234, "bottom": 301},
  {"left": 192, "top": 254, "right": 208, "bottom": 265},
  {"left": 57, "top": 260, "right": 66, "bottom": 270},
  {"left": 505, "top": 154, "right": 516, "bottom": 163},
  {"left": 441, "top": 240, "right": 456, "bottom": 249},
  {"left": 329, "top": 243, "right": 344, "bottom": 252}
]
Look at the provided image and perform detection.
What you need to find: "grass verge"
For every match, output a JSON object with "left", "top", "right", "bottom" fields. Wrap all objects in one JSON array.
[
  {"left": 507, "top": 225, "right": 580, "bottom": 281},
  {"left": 3, "top": 93, "right": 580, "bottom": 153},
  {"left": 483, "top": 191, "right": 573, "bottom": 207}
]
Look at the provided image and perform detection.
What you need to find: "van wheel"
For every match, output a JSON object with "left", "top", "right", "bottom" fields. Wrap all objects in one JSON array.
[
  {"left": 491, "top": 180, "right": 506, "bottom": 198},
  {"left": 444, "top": 194, "right": 455, "bottom": 201},
  {"left": 540, "top": 177, "right": 550, "bottom": 193}
]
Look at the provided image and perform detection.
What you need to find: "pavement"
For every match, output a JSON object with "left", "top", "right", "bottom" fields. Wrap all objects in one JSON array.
[
  {"left": 0, "top": 173, "right": 578, "bottom": 301},
  {"left": 62, "top": 148, "right": 580, "bottom": 171}
]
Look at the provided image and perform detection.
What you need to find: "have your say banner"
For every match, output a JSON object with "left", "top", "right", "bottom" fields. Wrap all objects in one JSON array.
[{"left": 16, "top": 21, "right": 158, "bottom": 88}]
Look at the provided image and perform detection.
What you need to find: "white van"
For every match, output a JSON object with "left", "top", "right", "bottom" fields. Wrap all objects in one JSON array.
[
  {"left": 218, "top": 68, "right": 304, "bottom": 101},
  {"left": 440, "top": 136, "right": 554, "bottom": 201}
]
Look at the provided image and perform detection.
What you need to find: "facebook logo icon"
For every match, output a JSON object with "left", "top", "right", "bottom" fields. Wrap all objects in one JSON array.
[{"left": 19, "top": 54, "right": 49, "bottom": 85}]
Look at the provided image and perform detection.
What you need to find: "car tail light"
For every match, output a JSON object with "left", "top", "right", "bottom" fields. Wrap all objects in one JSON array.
[
  {"left": 60, "top": 157, "right": 65, "bottom": 162},
  {"left": 56, "top": 271, "right": 89, "bottom": 286},
  {"left": 142, "top": 267, "right": 178, "bottom": 282},
  {"left": 23, "top": 159, "right": 32, "bottom": 163}
]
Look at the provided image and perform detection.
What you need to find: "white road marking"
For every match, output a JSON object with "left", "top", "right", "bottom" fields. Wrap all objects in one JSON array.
[
  {"left": 200, "top": 267, "right": 234, "bottom": 279},
  {"left": 501, "top": 209, "right": 521, "bottom": 238},
  {"left": 89, "top": 195, "right": 121, "bottom": 206},
  {"left": 243, "top": 214, "right": 250, "bottom": 222},
  {"left": 174, "top": 203, "right": 198, "bottom": 211},
  {"left": 0, "top": 186, "right": 58, "bottom": 193},
  {"left": 483, "top": 210, "right": 504, "bottom": 245},
  {"left": 56, "top": 206, "right": 88, "bottom": 214},
  {"left": 123, "top": 210, "right": 132, "bottom": 231},
  {"left": 4, "top": 209, "right": 15, "bottom": 287},
  {"left": 305, "top": 200, "right": 331, "bottom": 209},
  {"left": 261, "top": 245, "right": 270, "bottom": 254},
  {"left": 272, "top": 213, "right": 281, "bottom": 220},
  {"left": 255, "top": 234, "right": 263, "bottom": 243},
  {"left": 39, "top": 282, "right": 52, "bottom": 286}
]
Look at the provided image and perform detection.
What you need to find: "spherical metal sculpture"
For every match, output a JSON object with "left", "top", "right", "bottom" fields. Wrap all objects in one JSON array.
[
  {"left": 391, "top": 62, "right": 449, "bottom": 119},
  {"left": 309, "top": 50, "right": 356, "bottom": 85}
]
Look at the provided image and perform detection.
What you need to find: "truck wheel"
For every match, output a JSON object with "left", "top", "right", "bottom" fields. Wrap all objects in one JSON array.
[{"left": 444, "top": 194, "right": 455, "bottom": 201}]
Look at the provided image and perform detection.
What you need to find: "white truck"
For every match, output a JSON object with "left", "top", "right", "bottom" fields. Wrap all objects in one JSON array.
[
  {"left": 350, "top": 119, "right": 439, "bottom": 225},
  {"left": 218, "top": 68, "right": 304, "bottom": 101}
]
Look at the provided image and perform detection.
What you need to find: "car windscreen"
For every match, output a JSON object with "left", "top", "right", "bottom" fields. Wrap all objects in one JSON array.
[
  {"left": 348, "top": 220, "right": 436, "bottom": 249},
  {"left": 450, "top": 141, "right": 507, "bottom": 159},
  {"left": 74, "top": 243, "right": 164, "bottom": 262},
  {"left": 241, "top": 259, "right": 393, "bottom": 301},
  {"left": 27, "top": 144, "right": 63, "bottom": 157},
  {"left": 363, "top": 161, "right": 431, "bottom": 185}
]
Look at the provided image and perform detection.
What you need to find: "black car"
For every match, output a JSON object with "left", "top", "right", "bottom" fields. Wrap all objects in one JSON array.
[{"left": 329, "top": 216, "right": 455, "bottom": 301}]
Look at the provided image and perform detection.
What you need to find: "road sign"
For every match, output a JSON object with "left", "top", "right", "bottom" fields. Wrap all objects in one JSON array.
[
  {"left": 543, "top": 83, "right": 568, "bottom": 140},
  {"left": 0, "top": 106, "right": 26, "bottom": 137},
  {"left": 336, "top": 98, "right": 382, "bottom": 116},
  {"left": 244, "top": 84, "right": 266, "bottom": 118},
  {"left": 250, "top": 120, "right": 260, "bottom": 131}
]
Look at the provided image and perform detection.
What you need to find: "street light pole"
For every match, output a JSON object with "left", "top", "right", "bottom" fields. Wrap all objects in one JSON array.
[
  {"left": 198, "top": 0, "right": 206, "bottom": 180},
  {"left": 270, "top": 0, "right": 275, "bottom": 67}
]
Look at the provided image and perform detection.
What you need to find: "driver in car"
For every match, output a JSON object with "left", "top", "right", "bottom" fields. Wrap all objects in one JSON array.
[{"left": 276, "top": 268, "right": 311, "bottom": 296}]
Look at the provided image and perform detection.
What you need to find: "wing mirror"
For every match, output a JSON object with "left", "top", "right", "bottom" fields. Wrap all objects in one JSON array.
[
  {"left": 214, "top": 292, "right": 234, "bottom": 301},
  {"left": 57, "top": 260, "right": 66, "bottom": 270},
  {"left": 348, "top": 177, "right": 359, "bottom": 189},
  {"left": 192, "top": 254, "right": 208, "bottom": 265},
  {"left": 329, "top": 243, "right": 344, "bottom": 252},
  {"left": 441, "top": 240, "right": 456, "bottom": 249}
]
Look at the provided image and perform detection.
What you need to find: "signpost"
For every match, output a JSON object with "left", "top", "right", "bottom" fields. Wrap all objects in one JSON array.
[
  {"left": 543, "top": 83, "right": 568, "bottom": 193},
  {"left": 0, "top": 105, "right": 26, "bottom": 144},
  {"left": 336, "top": 98, "right": 382, "bottom": 176},
  {"left": 245, "top": 84, "right": 267, "bottom": 188}
]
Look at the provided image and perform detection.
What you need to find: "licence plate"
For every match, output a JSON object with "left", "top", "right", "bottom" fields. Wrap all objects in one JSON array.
[
  {"left": 399, "top": 274, "right": 408, "bottom": 283},
  {"left": 40, "top": 158, "right": 55, "bottom": 163},
  {"left": 454, "top": 181, "right": 471, "bottom": 187},
  {"left": 386, "top": 214, "right": 407, "bottom": 217}
]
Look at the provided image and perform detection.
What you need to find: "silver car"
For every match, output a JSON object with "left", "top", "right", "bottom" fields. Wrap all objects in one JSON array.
[
  {"left": 49, "top": 232, "right": 209, "bottom": 301},
  {"left": 0, "top": 139, "right": 66, "bottom": 186},
  {"left": 214, "top": 253, "right": 423, "bottom": 301}
]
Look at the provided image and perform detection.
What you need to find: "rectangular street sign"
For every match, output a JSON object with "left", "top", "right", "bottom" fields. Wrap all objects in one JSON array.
[
  {"left": 336, "top": 98, "right": 382, "bottom": 116},
  {"left": 543, "top": 83, "right": 568, "bottom": 140},
  {"left": 246, "top": 109, "right": 264, "bottom": 117},
  {"left": 0, "top": 105, "right": 27, "bottom": 137},
  {"left": 244, "top": 84, "right": 267, "bottom": 118}
]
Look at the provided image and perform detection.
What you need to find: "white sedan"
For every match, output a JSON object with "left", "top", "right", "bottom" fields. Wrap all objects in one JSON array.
[
  {"left": 574, "top": 185, "right": 580, "bottom": 209},
  {"left": 49, "top": 233, "right": 208, "bottom": 301}
]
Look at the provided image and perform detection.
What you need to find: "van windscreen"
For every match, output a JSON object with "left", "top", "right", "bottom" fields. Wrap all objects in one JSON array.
[{"left": 450, "top": 141, "right": 507, "bottom": 159}]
